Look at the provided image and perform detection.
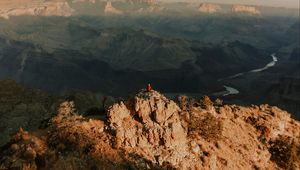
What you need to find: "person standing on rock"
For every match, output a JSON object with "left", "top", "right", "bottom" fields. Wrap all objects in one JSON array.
[{"left": 147, "top": 83, "right": 152, "bottom": 92}]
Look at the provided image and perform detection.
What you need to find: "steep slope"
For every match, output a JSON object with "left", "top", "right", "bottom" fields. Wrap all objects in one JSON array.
[
  {"left": 0, "top": 80, "right": 56, "bottom": 147},
  {"left": 261, "top": 21, "right": 300, "bottom": 118},
  {"left": 0, "top": 80, "right": 116, "bottom": 147},
  {"left": 0, "top": 89, "right": 299, "bottom": 169},
  {"left": 0, "top": 25, "right": 270, "bottom": 95},
  {"left": 266, "top": 47, "right": 300, "bottom": 119}
]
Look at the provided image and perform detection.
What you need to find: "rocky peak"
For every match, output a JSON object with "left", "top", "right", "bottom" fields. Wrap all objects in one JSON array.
[
  {"left": 1, "top": 89, "right": 300, "bottom": 169},
  {"left": 107, "top": 90, "right": 195, "bottom": 168},
  {"left": 198, "top": 3, "right": 222, "bottom": 14},
  {"left": 232, "top": 4, "right": 261, "bottom": 15},
  {"left": 108, "top": 89, "right": 181, "bottom": 127}
]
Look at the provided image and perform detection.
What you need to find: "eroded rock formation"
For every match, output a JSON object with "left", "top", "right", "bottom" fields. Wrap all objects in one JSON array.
[
  {"left": 0, "top": 0, "right": 74, "bottom": 19},
  {"left": 198, "top": 3, "right": 221, "bottom": 14},
  {"left": 108, "top": 90, "right": 198, "bottom": 169},
  {"left": 232, "top": 5, "right": 261, "bottom": 15},
  {"left": 0, "top": 89, "right": 299, "bottom": 169}
]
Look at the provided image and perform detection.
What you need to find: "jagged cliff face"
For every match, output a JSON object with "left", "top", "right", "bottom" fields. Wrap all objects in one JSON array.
[
  {"left": 232, "top": 5, "right": 261, "bottom": 15},
  {"left": 198, "top": 3, "right": 221, "bottom": 14},
  {"left": 0, "top": 89, "right": 299, "bottom": 169},
  {"left": 107, "top": 90, "right": 194, "bottom": 168},
  {"left": 0, "top": 0, "right": 74, "bottom": 19}
]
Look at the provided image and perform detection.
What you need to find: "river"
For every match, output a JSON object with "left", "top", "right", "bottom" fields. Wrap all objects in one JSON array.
[{"left": 217, "top": 53, "right": 278, "bottom": 96}]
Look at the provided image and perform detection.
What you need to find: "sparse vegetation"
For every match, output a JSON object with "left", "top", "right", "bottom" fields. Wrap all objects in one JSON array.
[
  {"left": 269, "top": 136, "right": 300, "bottom": 169},
  {"left": 189, "top": 113, "right": 223, "bottom": 142}
]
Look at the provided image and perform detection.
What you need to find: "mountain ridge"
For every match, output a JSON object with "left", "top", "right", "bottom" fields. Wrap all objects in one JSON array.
[
  {"left": 0, "top": 0, "right": 298, "bottom": 17},
  {"left": 0, "top": 0, "right": 74, "bottom": 19},
  {"left": 0, "top": 87, "right": 299, "bottom": 169}
]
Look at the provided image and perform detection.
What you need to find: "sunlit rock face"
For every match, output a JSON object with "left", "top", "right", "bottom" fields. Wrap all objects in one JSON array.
[
  {"left": 198, "top": 3, "right": 221, "bottom": 14},
  {"left": 107, "top": 90, "right": 197, "bottom": 169},
  {"left": 232, "top": 5, "right": 260, "bottom": 15},
  {"left": 0, "top": 0, "right": 74, "bottom": 19},
  {"left": 0, "top": 88, "right": 300, "bottom": 169},
  {"left": 107, "top": 90, "right": 300, "bottom": 169}
]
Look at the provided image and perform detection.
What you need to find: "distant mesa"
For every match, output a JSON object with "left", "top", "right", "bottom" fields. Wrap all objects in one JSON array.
[
  {"left": 104, "top": 1, "right": 123, "bottom": 15},
  {"left": 0, "top": 1, "right": 74, "bottom": 19},
  {"left": 72, "top": 0, "right": 96, "bottom": 3},
  {"left": 232, "top": 4, "right": 260, "bottom": 15},
  {"left": 198, "top": 3, "right": 222, "bottom": 13},
  {"left": 136, "top": 5, "right": 165, "bottom": 13},
  {"left": 126, "top": 0, "right": 157, "bottom": 5}
]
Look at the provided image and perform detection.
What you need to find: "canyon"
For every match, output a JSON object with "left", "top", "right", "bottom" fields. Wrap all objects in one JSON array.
[{"left": 0, "top": 2, "right": 299, "bottom": 169}]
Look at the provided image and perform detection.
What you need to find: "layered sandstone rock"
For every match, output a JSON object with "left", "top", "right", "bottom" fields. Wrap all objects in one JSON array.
[
  {"left": 0, "top": 1, "right": 74, "bottom": 19},
  {"left": 232, "top": 5, "right": 260, "bottom": 15},
  {"left": 198, "top": 3, "right": 221, "bottom": 14}
]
